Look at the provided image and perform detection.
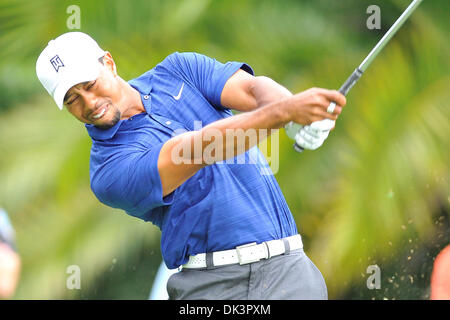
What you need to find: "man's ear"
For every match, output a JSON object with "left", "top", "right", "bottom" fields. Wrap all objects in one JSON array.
[{"left": 102, "top": 51, "right": 117, "bottom": 76}]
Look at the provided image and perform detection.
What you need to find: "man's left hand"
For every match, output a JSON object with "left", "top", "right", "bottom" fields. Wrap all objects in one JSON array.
[{"left": 295, "top": 119, "right": 335, "bottom": 150}]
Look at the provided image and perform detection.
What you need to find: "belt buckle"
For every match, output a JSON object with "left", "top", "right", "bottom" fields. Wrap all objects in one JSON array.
[{"left": 236, "top": 242, "right": 261, "bottom": 265}]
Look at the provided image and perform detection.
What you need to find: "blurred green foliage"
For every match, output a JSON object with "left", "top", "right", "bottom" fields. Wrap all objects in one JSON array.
[{"left": 0, "top": 0, "right": 448, "bottom": 299}]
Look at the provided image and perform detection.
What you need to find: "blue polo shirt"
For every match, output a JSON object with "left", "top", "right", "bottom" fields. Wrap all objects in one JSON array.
[{"left": 87, "top": 52, "right": 298, "bottom": 269}]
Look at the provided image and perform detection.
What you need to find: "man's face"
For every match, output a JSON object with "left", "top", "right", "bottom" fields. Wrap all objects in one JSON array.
[{"left": 63, "top": 54, "right": 121, "bottom": 129}]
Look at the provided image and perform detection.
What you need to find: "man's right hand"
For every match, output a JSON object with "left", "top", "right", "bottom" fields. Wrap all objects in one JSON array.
[{"left": 285, "top": 88, "right": 346, "bottom": 125}]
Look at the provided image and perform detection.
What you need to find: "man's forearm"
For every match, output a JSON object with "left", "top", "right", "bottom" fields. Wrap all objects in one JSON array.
[
  {"left": 175, "top": 84, "right": 346, "bottom": 165},
  {"left": 176, "top": 98, "right": 290, "bottom": 165}
]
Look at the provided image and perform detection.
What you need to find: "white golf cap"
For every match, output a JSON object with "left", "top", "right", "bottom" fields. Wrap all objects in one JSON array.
[{"left": 36, "top": 32, "right": 106, "bottom": 110}]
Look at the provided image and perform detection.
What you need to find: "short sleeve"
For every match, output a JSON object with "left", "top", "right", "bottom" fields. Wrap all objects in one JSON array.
[
  {"left": 90, "top": 141, "right": 174, "bottom": 222},
  {"left": 164, "top": 52, "right": 254, "bottom": 110}
]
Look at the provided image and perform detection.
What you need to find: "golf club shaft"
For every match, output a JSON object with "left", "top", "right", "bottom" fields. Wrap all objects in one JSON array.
[{"left": 292, "top": 0, "right": 424, "bottom": 153}]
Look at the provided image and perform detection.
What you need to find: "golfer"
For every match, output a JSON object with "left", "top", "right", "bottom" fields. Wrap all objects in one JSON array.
[{"left": 36, "top": 32, "right": 345, "bottom": 300}]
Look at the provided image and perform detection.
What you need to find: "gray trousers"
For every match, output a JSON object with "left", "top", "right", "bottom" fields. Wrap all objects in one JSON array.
[{"left": 167, "top": 248, "right": 327, "bottom": 300}]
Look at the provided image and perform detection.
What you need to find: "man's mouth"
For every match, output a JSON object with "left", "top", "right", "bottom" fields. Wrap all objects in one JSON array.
[{"left": 91, "top": 104, "right": 109, "bottom": 120}]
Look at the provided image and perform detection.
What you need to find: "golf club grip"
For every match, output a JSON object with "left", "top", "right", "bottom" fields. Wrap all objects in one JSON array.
[
  {"left": 339, "top": 68, "right": 363, "bottom": 96},
  {"left": 293, "top": 68, "right": 364, "bottom": 152}
]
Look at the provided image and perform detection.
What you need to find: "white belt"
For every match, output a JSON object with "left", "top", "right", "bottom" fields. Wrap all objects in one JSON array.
[{"left": 182, "top": 234, "right": 303, "bottom": 269}]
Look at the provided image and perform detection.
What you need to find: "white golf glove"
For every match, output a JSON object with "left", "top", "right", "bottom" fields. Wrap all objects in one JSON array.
[{"left": 295, "top": 119, "right": 335, "bottom": 150}]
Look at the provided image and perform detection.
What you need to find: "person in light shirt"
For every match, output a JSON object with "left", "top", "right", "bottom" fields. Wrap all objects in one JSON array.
[{"left": 0, "top": 208, "right": 21, "bottom": 299}]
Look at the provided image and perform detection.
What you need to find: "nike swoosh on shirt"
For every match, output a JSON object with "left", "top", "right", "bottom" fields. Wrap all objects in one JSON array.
[{"left": 173, "top": 82, "right": 184, "bottom": 100}]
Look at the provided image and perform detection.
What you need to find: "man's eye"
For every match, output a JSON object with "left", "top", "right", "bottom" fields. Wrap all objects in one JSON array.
[
  {"left": 87, "top": 80, "right": 96, "bottom": 89},
  {"left": 67, "top": 96, "right": 78, "bottom": 105}
]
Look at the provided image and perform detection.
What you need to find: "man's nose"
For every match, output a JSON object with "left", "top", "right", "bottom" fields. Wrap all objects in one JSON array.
[{"left": 81, "top": 91, "right": 100, "bottom": 115}]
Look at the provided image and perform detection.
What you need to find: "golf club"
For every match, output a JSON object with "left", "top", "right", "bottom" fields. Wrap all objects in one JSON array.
[{"left": 285, "top": 0, "right": 424, "bottom": 153}]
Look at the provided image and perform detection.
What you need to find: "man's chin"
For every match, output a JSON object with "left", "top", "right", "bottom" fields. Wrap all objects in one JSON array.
[
  {"left": 94, "top": 122, "right": 117, "bottom": 130},
  {"left": 93, "top": 110, "right": 121, "bottom": 130}
]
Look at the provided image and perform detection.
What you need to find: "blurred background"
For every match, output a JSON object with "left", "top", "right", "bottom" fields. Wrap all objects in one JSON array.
[{"left": 0, "top": 0, "right": 448, "bottom": 299}]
